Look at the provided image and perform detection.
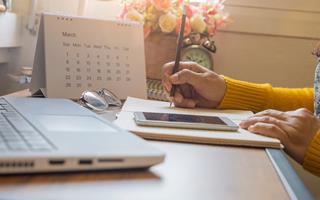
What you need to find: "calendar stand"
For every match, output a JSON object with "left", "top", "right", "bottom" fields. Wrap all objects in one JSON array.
[
  {"left": 31, "top": 13, "right": 147, "bottom": 100},
  {"left": 31, "top": 15, "right": 46, "bottom": 97}
]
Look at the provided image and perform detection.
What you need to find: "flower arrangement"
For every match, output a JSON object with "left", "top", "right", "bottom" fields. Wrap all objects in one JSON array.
[{"left": 119, "top": 0, "right": 228, "bottom": 38}]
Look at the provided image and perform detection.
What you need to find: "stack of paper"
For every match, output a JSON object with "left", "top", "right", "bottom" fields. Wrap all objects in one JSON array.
[{"left": 114, "top": 97, "right": 281, "bottom": 148}]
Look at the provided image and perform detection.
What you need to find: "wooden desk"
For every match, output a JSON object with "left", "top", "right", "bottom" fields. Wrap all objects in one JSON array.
[{"left": 0, "top": 90, "right": 313, "bottom": 200}]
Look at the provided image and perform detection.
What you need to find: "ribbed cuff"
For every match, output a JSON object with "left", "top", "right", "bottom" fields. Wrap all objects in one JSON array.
[
  {"left": 303, "top": 130, "right": 320, "bottom": 176},
  {"left": 218, "top": 76, "right": 272, "bottom": 113}
]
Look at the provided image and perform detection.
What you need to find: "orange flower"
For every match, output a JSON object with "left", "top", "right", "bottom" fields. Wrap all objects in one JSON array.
[
  {"left": 185, "top": 5, "right": 194, "bottom": 18},
  {"left": 119, "top": 0, "right": 228, "bottom": 38},
  {"left": 152, "top": 0, "right": 171, "bottom": 11}
]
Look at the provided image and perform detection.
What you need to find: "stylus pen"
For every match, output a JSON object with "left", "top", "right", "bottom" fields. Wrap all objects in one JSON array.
[{"left": 169, "top": 7, "right": 187, "bottom": 107}]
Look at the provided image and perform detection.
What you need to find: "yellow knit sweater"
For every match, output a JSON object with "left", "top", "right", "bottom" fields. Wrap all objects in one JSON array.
[{"left": 219, "top": 77, "right": 320, "bottom": 177}]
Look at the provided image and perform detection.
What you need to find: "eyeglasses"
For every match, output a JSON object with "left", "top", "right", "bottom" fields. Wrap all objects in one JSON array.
[{"left": 79, "top": 88, "right": 122, "bottom": 112}]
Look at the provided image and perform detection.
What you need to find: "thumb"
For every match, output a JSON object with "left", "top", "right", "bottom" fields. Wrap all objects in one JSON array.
[{"left": 170, "top": 69, "right": 203, "bottom": 87}]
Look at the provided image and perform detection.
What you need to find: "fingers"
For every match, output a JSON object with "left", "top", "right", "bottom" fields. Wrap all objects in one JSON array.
[
  {"left": 177, "top": 84, "right": 194, "bottom": 98},
  {"left": 247, "top": 122, "right": 287, "bottom": 142},
  {"left": 172, "top": 92, "right": 197, "bottom": 108},
  {"left": 162, "top": 61, "right": 211, "bottom": 94},
  {"left": 163, "top": 78, "right": 172, "bottom": 93},
  {"left": 240, "top": 116, "right": 284, "bottom": 129},
  {"left": 163, "top": 61, "right": 208, "bottom": 77},
  {"left": 253, "top": 109, "right": 287, "bottom": 121},
  {"left": 240, "top": 115, "right": 291, "bottom": 139},
  {"left": 162, "top": 61, "right": 207, "bottom": 91},
  {"left": 169, "top": 69, "right": 204, "bottom": 87},
  {"left": 240, "top": 109, "right": 294, "bottom": 146}
]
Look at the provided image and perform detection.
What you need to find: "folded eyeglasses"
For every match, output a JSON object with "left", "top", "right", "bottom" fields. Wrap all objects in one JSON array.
[{"left": 79, "top": 88, "right": 122, "bottom": 112}]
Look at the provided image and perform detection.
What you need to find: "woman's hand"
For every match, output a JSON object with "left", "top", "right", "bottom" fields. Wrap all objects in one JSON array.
[
  {"left": 240, "top": 108, "right": 320, "bottom": 163},
  {"left": 162, "top": 61, "right": 226, "bottom": 108}
]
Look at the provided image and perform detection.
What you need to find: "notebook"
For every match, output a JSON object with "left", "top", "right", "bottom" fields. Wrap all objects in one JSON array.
[{"left": 114, "top": 97, "right": 281, "bottom": 148}]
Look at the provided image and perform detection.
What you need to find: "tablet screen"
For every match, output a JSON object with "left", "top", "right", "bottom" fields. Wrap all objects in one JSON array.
[{"left": 143, "top": 112, "right": 227, "bottom": 125}]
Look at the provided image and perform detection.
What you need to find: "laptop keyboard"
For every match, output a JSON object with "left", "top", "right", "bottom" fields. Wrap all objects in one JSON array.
[{"left": 0, "top": 98, "right": 54, "bottom": 151}]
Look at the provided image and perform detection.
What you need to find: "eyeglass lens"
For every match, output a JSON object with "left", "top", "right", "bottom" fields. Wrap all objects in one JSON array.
[{"left": 81, "top": 91, "right": 108, "bottom": 111}]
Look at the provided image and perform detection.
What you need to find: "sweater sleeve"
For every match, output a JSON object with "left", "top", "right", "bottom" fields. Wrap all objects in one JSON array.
[
  {"left": 303, "top": 130, "right": 320, "bottom": 176},
  {"left": 218, "top": 76, "right": 314, "bottom": 113},
  {"left": 218, "top": 76, "right": 320, "bottom": 177}
]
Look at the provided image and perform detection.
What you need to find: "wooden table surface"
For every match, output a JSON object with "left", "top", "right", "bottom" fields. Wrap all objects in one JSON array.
[
  {"left": 0, "top": 90, "right": 290, "bottom": 200},
  {"left": 0, "top": 142, "right": 289, "bottom": 200}
]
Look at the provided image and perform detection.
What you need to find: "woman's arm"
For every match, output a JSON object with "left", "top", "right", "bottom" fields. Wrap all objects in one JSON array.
[
  {"left": 303, "top": 131, "right": 320, "bottom": 176},
  {"left": 219, "top": 76, "right": 314, "bottom": 113},
  {"left": 222, "top": 77, "right": 319, "bottom": 176}
]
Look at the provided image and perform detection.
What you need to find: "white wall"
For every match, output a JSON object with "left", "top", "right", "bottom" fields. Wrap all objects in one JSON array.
[
  {"left": 7, "top": 0, "right": 119, "bottom": 76},
  {"left": 10, "top": 0, "right": 82, "bottom": 73},
  {"left": 214, "top": 32, "right": 317, "bottom": 87},
  {"left": 0, "top": 0, "right": 85, "bottom": 94},
  {"left": 213, "top": 0, "right": 320, "bottom": 87}
]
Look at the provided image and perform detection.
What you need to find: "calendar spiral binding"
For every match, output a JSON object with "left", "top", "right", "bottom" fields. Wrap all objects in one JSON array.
[{"left": 147, "top": 79, "right": 169, "bottom": 102}]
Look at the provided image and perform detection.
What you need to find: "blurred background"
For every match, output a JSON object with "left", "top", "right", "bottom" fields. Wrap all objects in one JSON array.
[
  {"left": 0, "top": 0, "right": 320, "bottom": 197},
  {"left": 1, "top": 0, "right": 320, "bottom": 93}
]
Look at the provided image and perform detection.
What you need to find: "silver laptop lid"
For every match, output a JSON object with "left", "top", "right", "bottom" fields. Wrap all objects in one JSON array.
[{"left": 0, "top": 97, "right": 164, "bottom": 174}]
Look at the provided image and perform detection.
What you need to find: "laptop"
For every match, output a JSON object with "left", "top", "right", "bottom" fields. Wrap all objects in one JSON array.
[{"left": 0, "top": 96, "right": 164, "bottom": 174}]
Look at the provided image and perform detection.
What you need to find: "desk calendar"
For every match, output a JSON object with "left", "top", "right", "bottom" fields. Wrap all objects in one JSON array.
[{"left": 31, "top": 13, "right": 147, "bottom": 99}]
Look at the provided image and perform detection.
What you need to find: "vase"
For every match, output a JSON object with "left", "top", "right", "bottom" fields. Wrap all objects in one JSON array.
[{"left": 144, "top": 32, "right": 177, "bottom": 80}]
